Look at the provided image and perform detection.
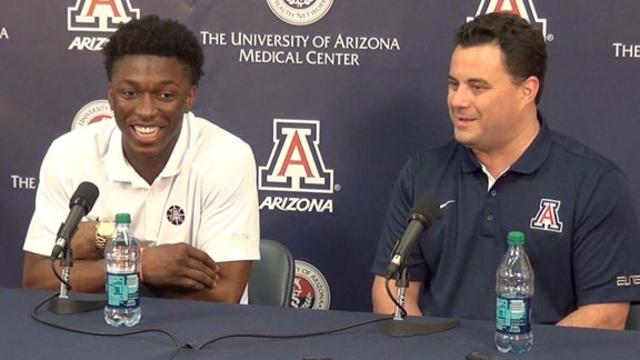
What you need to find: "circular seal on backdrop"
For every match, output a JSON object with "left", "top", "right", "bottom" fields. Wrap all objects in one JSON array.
[
  {"left": 166, "top": 205, "right": 185, "bottom": 226},
  {"left": 266, "top": 0, "right": 334, "bottom": 26},
  {"left": 291, "top": 260, "right": 331, "bottom": 310},
  {"left": 71, "top": 100, "right": 113, "bottom": 130}
]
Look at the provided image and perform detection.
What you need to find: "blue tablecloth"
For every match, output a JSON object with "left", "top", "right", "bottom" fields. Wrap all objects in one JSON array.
[{"left": 0, "top": 287, "right": 638, "bottom": 360}]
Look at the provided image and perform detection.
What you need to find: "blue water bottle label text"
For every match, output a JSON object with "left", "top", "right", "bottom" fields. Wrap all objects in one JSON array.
[
  {"left": 496, "top": 297, "right": 531, "bottom": 334},
  {"left": 106, "top": 272, "right": 140, "bottom": 308}
]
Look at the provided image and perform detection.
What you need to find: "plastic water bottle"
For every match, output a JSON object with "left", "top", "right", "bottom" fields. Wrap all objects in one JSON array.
[
  {"left": 104, "top": 213, "right": 141, "bottom": 327},
  {"left": 495, "top": 231, "right": 534, "bottom": 353}
]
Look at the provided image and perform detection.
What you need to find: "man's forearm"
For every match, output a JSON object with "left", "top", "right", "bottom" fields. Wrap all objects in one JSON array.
[
  {"left": 144, "top": 259, "right": 251, "bottom": 304},
  {"left": 556, "top": 303, "right": 630, "bottom": 330},
  {"left": 149, "top": 285, "right": 242, "bottom": 303}
]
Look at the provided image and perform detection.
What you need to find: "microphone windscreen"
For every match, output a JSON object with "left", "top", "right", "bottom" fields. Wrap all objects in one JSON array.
[
  {"left": 410, "top": 195, "right": 440, "bottom": 226},
  {"left": 69, "top": 181, "right": 100, "bottom": 212}
]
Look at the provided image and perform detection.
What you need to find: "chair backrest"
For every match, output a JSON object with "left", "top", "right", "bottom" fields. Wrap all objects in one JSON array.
[
  {"left": 248, "top": 239, "right": 295, "bottom": 307},
  {"left": 626, "top": 304, "right": 640, "bottom": 330}
]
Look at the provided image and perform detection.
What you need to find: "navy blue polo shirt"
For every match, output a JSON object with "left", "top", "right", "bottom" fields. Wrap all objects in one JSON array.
[{"left": 372, "top": 120, "right": 640, "bottom": 324}]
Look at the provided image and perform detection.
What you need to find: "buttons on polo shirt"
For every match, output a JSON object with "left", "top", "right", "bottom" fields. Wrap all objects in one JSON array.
[{"left": 487, "top": 214, "right": 494, "bottom": 222}]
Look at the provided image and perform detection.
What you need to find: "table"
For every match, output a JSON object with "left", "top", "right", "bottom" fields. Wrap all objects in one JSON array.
[{"left": 0, "top": 287, "right": 638, "bottom": 359}]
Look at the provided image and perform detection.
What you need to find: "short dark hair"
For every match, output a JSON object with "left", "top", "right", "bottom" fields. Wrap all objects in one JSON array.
[
  {"left": 103, "top": 15, "right": 204, "bottom": 85},
  {"left": 456, "top": 13, "right": 547, "bottom": 104}
]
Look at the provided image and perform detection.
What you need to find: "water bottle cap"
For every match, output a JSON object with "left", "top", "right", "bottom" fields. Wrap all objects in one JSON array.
[
  {"left": 507, "top": 231, "right": 525, "bottom": 245},
  {"left": 115, "top": 213, "right": 131, "bottom": 224}
]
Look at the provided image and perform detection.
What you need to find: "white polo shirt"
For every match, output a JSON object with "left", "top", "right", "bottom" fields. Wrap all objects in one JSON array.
[{"left": 24, "top": 113, "right": 260, "bottom": 297}]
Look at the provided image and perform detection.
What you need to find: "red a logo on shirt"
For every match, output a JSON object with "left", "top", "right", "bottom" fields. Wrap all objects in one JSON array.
[{"left": 530, "top": 198, "right": 563, "bottom": 233}]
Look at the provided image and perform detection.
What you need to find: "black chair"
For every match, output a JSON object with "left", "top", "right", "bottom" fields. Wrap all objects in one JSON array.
[
  {"left": 625, "top": 304, "right": 640, "bottom": 330},
  {"left": 248, "top": 239, "right": 295, "bottom": 307}
]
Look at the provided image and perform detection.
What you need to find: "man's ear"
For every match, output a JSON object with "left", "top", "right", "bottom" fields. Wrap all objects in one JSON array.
[
  {"left": 107, "top": 84, "right": 114, "bottom": 108},
  {"left": 185, "top": 85, "right": 198, "bottom": 113},
  {"left": 520, "top": 76, "right": 540, "bottom": 105}
]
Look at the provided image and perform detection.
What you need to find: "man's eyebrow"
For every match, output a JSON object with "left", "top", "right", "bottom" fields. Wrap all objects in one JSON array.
[
  {"left": 447, "top": 75, "right": 490, "bottom": 86},
  {"left": 467, "top": 78, "right": 491, "bottom": 86},
  {"left": 114, "top": 79, "right": 179, "bottom": 86},
  {"left": 158, "top": 80, "right": 179, "bottom": 86},
  {"left": 113, "top": 79, "right": 140, "bottom": 86}
]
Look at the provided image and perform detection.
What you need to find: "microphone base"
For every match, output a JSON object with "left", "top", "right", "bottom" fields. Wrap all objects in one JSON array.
[
  {"left": 48, "top": 297, "right": 105, "bottom": 315},
  {"left": 380, "top": 318, "right": 460, "bottom": 337}
]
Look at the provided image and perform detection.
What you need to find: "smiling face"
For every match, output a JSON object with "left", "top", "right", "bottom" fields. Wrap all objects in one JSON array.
[
  {"left": 447, "top": 43, "right": 536, "bottom": 154},
  {"left": 108, "top": 55, "right": 196, "bottom": 172}
]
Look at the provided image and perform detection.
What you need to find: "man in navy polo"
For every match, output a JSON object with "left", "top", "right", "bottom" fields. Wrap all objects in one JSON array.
[{"left": 371, "top": 13, "right": 640, "bottom": 329}]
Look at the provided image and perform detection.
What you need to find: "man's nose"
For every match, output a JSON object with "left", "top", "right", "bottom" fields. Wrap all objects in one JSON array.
[
  {"left": 135, "top": 93, "right": 157, "bottom": 118},
  {"left": 448, "top": 87, "right": 470, "bottom": 108}
]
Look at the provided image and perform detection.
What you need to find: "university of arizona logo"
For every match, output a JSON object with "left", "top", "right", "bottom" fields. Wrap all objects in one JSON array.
[
  {"left": 67, "top": 0, "right": 140, "bottom": 51},
  {"left": 266, "top": 0, "right": 334, "bottom": 26},
  {"left": 291, "top": 260, "right": 331, "bottom": 310},
  {"left": 71, "top": 100, "right": 113, "bottom": 130},
  {"left": 468, "top": 0, "right": 549, "bottom": 39},
  {"left": 259, "top": 119, "right": 334, "bottom": 194},
  {"left": 68, "top": 0, "right": 140, "bottom": 32},
  {"left": 530, "top": 198, "right": 563, "bottom": 233}
]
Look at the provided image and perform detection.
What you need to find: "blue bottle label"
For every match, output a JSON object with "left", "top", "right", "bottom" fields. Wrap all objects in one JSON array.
[
  {"left": 496, "top": 297, "right": 531, "bottom": 334},
  {"left": 106, "top": 272, "right": 140, "bottom": 308}
]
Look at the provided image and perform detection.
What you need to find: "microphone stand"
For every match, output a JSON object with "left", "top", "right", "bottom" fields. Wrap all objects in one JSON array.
[
  {"left": 392, "top": 267, "right": 409, "bottom": 321},
  {"left": 380, "top": 260, "right": 461, "bottom": 337},
  {"left": 48, "top": 234, "right": 105, "bottom": 315},
  {"left": 58, "top": 242, "right": 72, "bottom": 299}
]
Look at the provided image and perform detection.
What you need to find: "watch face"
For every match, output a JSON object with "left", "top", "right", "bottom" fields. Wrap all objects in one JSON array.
[
  {"left": 96, "top": 221, "right": 115, "bottom": 249},
  {"left": 97, "top": 221, "right": 116, "bottom": 237}
]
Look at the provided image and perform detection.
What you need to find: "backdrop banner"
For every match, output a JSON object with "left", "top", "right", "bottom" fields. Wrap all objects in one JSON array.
[{"left": 1, "top": 0, "right": 639, "bottom": 311}]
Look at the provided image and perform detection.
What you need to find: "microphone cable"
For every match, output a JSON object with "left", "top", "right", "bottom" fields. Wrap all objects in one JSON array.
[
  {"left": 30, "top": 292, "right": 189, "bottom": 351},
  {"left": 32, "top": 291, "right": 392, "bottom": 352},
  {"left": 384, "top": 276, "right": 408, "bottom": 319},
  {"left": 51, "top": 259, "right": 72, "bottom": 291},
  {"left": 198, "top": 315, "right": 392, "bottom": 350}
]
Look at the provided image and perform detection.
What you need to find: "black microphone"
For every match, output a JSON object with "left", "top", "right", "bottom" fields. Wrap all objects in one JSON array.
[
  {"left": 385, "top": 195, "right": 440, "bottom": 278},
  {"left": 50, "top": 182, "right": 100, "bottom": 260}
]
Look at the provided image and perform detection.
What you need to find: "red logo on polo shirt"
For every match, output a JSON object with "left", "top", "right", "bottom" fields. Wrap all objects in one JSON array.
[{"left": 530, "top": 198, "right": 563, "bottom": 233}]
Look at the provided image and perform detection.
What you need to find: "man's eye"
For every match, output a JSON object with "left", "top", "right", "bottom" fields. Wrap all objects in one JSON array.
[
  {"left": 158, "top": 92, "right": 175, "bottom": 100},
  {"left": 121, "top": 90, "right": 136, "bottom": 98}
]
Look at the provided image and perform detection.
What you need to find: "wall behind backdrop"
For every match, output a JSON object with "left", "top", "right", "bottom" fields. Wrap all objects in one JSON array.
[{"left": 1, "top": 0, "right": 638, "bottom": 312}]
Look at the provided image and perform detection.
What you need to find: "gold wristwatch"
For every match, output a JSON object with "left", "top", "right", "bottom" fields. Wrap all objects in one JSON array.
[{"left": 95, "top": 220, "right": 116, "bottom": 250}]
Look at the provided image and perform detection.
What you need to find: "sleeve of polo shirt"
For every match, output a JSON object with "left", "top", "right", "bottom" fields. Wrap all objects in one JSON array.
[
  {"left": 197, "top": 141, "right": 260, "bottom": 263},
  {"left": 23, "top": 140, "right": 74, "bottom": 256},
  {"left": 572, "top": 169, "right": 640, "bottom": 306},
  {"left": 371, "top": 157, "right": 428, "bottom": 282}
]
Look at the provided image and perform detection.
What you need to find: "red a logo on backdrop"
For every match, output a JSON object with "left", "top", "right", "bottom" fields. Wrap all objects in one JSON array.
[
  {"left": 467, "top": 0, "right": 548, "bottom": 38},
  {"left": 67, "top": 0, "right": 140, "bottom": 32},
  {"left": 259, "top": 119, "right": 334, "bottom": 194}
]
